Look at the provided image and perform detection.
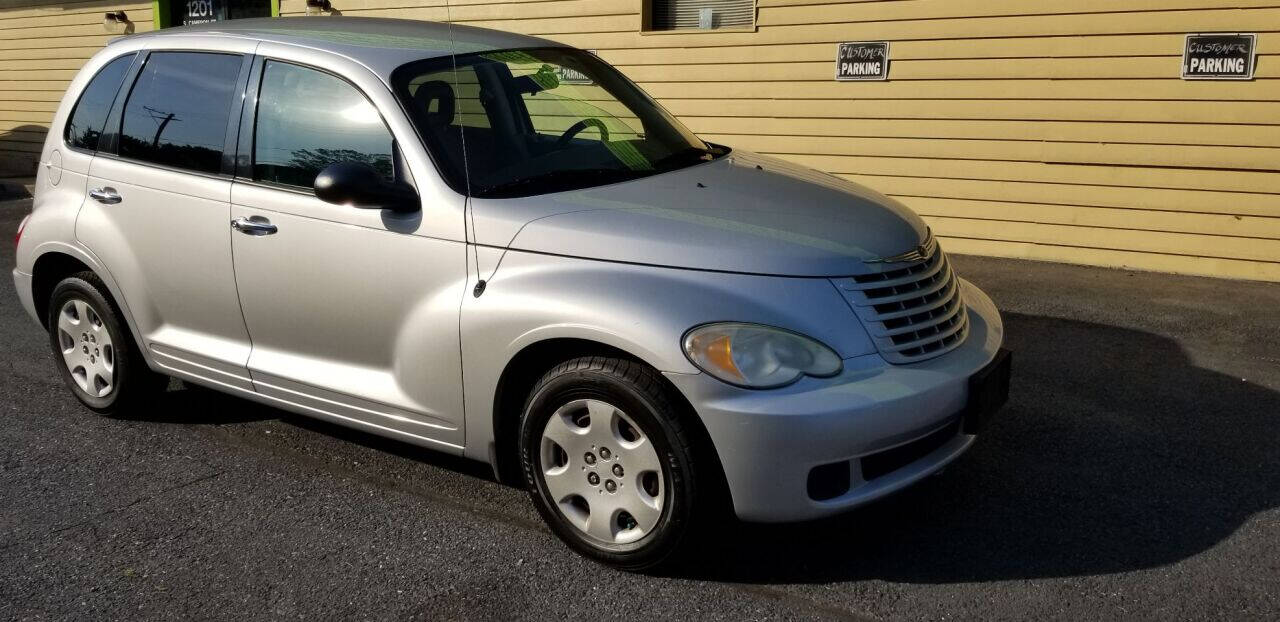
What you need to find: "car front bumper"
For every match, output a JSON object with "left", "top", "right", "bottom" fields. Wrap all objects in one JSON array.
[{"left": 664, "top": 279, "right": 1005, "bottom": 523}]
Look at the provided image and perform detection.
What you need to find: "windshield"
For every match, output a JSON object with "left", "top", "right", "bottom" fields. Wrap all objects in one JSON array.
[{"left": 392, "top": 48, "right": 727, "bottom": 198}]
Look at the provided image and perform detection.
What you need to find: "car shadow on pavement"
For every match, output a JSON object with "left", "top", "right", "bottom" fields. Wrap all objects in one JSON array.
[
  {"left": 116, "top": 381, "right": 279, "bottom": 425},
  {"left": 283, "top": 414, "right": 500, "bottom": 482},
  {"left": 674, "top": 312, "right": 1280, "bottom": 584},
  {"left": 115, "top": 381, "right": 499, "bottom": 481}
]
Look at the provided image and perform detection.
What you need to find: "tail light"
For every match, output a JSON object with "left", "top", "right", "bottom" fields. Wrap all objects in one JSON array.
[{"left": 15, "top": 213, "right": 30, "bottom": 247}]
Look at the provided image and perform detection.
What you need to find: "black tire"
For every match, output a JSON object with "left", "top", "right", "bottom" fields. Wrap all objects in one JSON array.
[
  {"left": 46, "top": 272, "right": 167, "bottom": 415},
  {"left": 519, "top": 356, "right": 708, "bottom": 571}
]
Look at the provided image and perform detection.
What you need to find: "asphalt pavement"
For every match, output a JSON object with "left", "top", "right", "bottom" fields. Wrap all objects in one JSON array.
[{"left": 1, "top": 196, "right": 1277, "bottom": 620}]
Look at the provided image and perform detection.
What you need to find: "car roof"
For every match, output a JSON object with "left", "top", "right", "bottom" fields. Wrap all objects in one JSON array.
[{"left": 128, "top": 16, "right": 568, "bottom": 77}]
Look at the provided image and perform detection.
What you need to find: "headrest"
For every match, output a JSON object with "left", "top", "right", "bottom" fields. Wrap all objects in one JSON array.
[{"left": 412, "top": 80, "right": 455, "bottom": 128}]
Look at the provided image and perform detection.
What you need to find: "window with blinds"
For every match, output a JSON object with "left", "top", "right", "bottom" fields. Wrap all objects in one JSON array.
[{"left": 648, "top": 0, "right": 755, "bottom": 30}]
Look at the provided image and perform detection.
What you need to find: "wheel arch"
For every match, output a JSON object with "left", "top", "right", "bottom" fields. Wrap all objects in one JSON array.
[
  {"left": 30, "top": 248, "right": 148, "bottom": 357},
  {"left": 32, "top": 251, "right": 96, "bottom": 329},
  {"left": 488, "top": 337, "right": 731, "bottom": 511}
]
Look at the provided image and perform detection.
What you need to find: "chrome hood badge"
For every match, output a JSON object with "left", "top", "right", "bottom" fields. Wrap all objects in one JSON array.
[{"left": 864, "top": 230, "right": 936, "bottom": 264}]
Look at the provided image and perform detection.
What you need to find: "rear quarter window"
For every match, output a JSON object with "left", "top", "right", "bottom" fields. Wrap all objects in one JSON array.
[{"left": 64, "top": 53, "right": 136, "bottom": 152}]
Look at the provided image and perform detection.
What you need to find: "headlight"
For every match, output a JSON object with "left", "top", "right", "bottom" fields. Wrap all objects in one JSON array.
[{"left": 682, "top": 323, "right": 842, "bottom": 389}]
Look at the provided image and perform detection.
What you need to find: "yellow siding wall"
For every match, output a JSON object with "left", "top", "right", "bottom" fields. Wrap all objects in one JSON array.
[
  {"left": 0, "top": 0, "right": 152, "bottom": 176},
  {"left": 281, "top": 0, "right": 1280, "bottom": 282},
  {"left": 2, "top": 1, "right": 1276, "bottom": 281}
]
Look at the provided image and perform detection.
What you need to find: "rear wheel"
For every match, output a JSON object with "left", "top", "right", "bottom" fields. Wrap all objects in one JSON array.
[
  {"left": 519, "top": 356, "right": 708, "bottom": 571},
  {"left": 47, "top": 273, "right": 166, "bottom": 415}
]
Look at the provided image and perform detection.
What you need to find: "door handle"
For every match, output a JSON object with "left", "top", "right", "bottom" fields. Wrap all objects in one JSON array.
[
  {"left": 88, "top": 187, "right": 122, "bottom": 204},
  {"left": 231, "top": 216, "right": 278, "bottom": 236}
]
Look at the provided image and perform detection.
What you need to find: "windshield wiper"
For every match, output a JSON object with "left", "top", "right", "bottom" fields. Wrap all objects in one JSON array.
[{"left": 474, "top": 168, "right": 640, "bottom": 198}]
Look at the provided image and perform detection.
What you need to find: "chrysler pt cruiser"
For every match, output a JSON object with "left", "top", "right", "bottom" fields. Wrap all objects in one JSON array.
[{"left": 12, "top": 18, "right": 1010, "bottom": 570}]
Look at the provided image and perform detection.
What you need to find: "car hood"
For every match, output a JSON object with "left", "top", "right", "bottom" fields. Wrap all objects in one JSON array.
[{"left": 468, "top": 150, "right": 929, "bottom": 277}]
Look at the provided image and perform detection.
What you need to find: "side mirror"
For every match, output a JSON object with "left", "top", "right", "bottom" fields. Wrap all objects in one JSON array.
[{"left": 314, "top": 161, "right": 419, "bottom": 213}]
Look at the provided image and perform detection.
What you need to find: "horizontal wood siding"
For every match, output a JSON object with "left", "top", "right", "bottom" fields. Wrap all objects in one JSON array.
[
  {"left": 5, "top": 1, "right": 1275, "bottom": 280},
  {"left": 276, "top": 0, "right": 1279, "bottom": 281},
  {"left": 0, "top": 0, "right": 152, "bottom": 176}
]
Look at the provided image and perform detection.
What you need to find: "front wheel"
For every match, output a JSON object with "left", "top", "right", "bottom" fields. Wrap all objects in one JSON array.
[{"left": 519, "top": 356, "right": 708, "bottom": 571}]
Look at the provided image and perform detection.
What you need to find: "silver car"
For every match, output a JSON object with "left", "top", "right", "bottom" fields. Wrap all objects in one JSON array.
[{"left": 12, "top": 17, "right": 1010, "bottom": 570}]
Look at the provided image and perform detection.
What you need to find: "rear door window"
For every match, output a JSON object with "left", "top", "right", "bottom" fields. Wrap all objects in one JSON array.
[
  {"left": 118, "top": 52, "right": 243, "bottom": 175},
  {"left": 252, "top": 60, "right": 395, "bottom": 189},
  {"left": 64, "top": 53, "right": 135, "bottom": 151}
]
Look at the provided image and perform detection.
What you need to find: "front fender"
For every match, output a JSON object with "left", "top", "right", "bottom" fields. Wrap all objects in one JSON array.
[{"left": 459, "top": 249, "right": 875, "bottom": 461}]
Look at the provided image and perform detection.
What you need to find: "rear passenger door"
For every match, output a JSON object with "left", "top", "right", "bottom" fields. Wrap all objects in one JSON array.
[
  {"left": 228, "top": 57, "right": 468, "bottom": 448},
  {"left": 77, "top": 45, "right": 257, "bottom": 390}
]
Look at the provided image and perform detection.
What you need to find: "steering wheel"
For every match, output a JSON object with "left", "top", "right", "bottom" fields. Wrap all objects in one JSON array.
[{"left": 556, "top": 118, "right": 609, "bottom": 149}]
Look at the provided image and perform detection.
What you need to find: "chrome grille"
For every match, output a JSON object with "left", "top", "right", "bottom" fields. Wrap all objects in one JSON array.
[{"left": 832, "top": 233, "right": 969, "bottom": 364}]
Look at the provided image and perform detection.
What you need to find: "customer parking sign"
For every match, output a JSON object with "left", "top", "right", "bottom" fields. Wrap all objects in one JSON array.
[
  {"left": 1182, "top": 34, "right": 1256, "bottom": 80},
  {"left": 836, "top": 42, "right": 890, "bottom": 81}
]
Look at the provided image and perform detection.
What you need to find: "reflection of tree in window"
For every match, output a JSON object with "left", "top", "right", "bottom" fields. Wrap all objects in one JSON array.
[
  {"left": 253, "top": 61, "right": 395, "bottom": 189},
  {"left": 288, "top": 148, "right": 391, "bottom": 180},
  {"left": 140, "top": 106, "right": 179, "bottom": 148},
  {"left": 118, "top": 52, "right": 242, "bottom": 174}
]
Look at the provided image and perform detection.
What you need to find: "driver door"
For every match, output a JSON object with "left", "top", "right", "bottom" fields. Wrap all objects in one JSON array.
[{"left": 229, "top": 57, "right": 468, "bottom": 448}]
